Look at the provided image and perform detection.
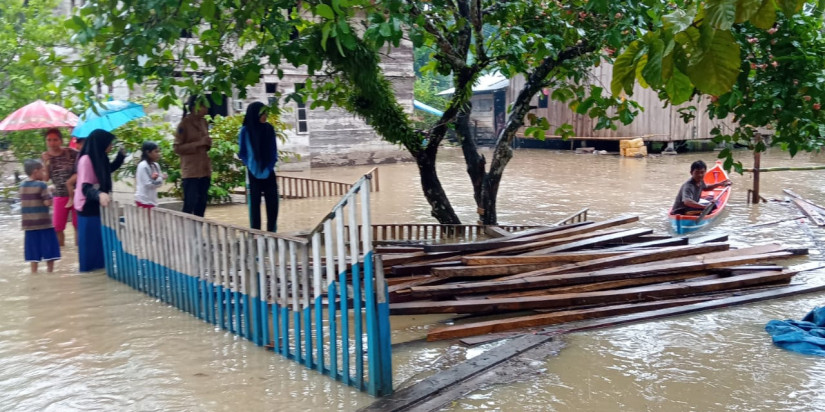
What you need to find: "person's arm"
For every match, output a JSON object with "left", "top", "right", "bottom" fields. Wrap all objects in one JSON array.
[
  {"left": 681, "top": 184, "right": 705, "bottom": 209},
  {"left": 137, "top": 162, "right": 163, "bottom": 190},
  {"left": 173, "top": 121, "right": 201, "bottom": 155},
  {"left": 109, "top": 149, "right": 126, "bottom": 172},
  {"left": 41, "top": 183, "right": 53, "bottom": 207},
  {"left": 707, "top": 179, "right": 732, "bottom": 190},
  {"left": 40, "top": 153, "right": 51, "bottom": 182}
]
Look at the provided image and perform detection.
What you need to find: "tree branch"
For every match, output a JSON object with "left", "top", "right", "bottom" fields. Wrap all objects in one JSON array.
[{"left": 406, "top": 2, "right": 466, "bottom": 69}]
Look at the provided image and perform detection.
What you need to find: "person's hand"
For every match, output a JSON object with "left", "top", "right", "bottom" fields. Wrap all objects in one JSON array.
[
  {"left": 151, "top": 172, "right": 159, "bottom": 180},
  {"left": 723, "top": 179, "right": 732, "bottom": 186},
  {"left": 65, "top": 198, "right": 73, "bottom": 209},
  {"left": 704, "top": 195, "right": 714, "bottom": 201},
  {"left": 44, "top": 199, "right": 52, "bottom": 207},
  {"left": 99, "top": 192, "right": 111, "bottom": 207},
  {"left": 118, "top": 148, "right": 126, "bottom": 157}
]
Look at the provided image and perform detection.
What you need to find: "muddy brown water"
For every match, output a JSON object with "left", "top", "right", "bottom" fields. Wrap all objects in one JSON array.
[{"left": 1, "top": 147, "right": 824, "bottom": 411}]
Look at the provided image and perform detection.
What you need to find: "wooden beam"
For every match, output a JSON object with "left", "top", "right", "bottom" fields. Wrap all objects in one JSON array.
[
  {"left": 461, "top": 250, "right": 630, "bottom": 266},
  {"left": 393, "top": 268, "right": 797, "bottom": 314},
  {"left": 523, "top": 228, "right": 654, "bottom": 255},
  {"left": 429, "top": 262, "right": 570, "bottom": 279},
  {"left": 792, "top": 199, "right": 825, "bottom": 226},
  {"left": 390, "top": 260, "right": 463, "bottom": 276},
  {"left": 496, "top": 242, "right": 732, "bottom": 281},
  {"left": 605, "top": 237, "right": 688, "bottom": 250},
  {"left": 427, "top": 296, "right": 714, "bottom": 341},
  {"left": 484, "top": 226, "right": 513, "bottom": 238},
  {"left": 543, "top": 282, "right": 825, "bottom": 336},
  {"left": 489, "top": 272, "right": 706, "bottom": 299},
  {"left": 423, "top": 215, "right": 637, "bottom": 253}
]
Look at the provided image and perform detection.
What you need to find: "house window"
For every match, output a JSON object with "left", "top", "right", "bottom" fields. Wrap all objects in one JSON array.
[
  {"left": 295, "top": 83, "right": 308, "bottom": 134},
  {"left": 538, "top": 89, "right": 549, "bottom": 108},
  {"left": 265, "top": 82, "right": 278, "bottom": 106}
]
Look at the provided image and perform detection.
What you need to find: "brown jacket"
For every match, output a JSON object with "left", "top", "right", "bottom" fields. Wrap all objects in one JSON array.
[{"left": 173, "top": 114, "right": 212, "bottom": 179}]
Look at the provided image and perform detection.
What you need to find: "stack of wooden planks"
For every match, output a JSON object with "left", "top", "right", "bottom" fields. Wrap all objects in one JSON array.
[{"left": 377, "top": 215, "right": 809, "bottom": 341}]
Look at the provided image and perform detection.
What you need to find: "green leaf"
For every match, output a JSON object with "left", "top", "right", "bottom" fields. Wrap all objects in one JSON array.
[
  {"left": 735, "top": 0, "right": 763, "bottom": 22},
  {"left": 685, "top": 29, "right": 740, "bottom": 96},
  {"left": 777, "top": 0, "right": 804, "bottom": 16},
  {"left": 665, "top": 68, "right": 694, "bottom": 105},
  {"left": 611, "top": 41, "right": 643, "bottom": 96},
  {"left": 663, "top": 7, "right": 696, "bottom": 33},
  {"left": 331, "top": 0, "right": 343, "bottom": 15},
  {"left": 316, "top": 4, "right": 335, "bottom": 20},
  {"left": 705, "top": 0, "right": 737, "bottom": 30},
  {"left": 321, "top": 22, "right": 332, "bottom": 51},
  {"left": 379, "top": 22, "right": 391, "bottom": 37},
  {"left": 641, "top": 37, "right": 665, "bottom": 88},
  {"left": 751, "top": 0, "right": 777, "bottom": 29},
  {"left": 201, "top": 0, "right": 215, "bottom": 18}
]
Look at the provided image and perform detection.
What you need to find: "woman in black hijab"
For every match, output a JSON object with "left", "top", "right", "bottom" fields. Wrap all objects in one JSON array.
[
  {"left": 74, "top": 129, "right": 120, "bottom": 272},
  {"left": 238, "top": 102, "right": 279, "bottom": 232}
]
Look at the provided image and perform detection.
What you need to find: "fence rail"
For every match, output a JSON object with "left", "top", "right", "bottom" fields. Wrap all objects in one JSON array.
[
  {"left": 101, "top": 172, "right": 392, "bottom": 396},
  {"left": 277, "top": 167, "right": 380, "bottom": 199},
  {"left": 354, "top": 223, "right": 544, "bottom": 244}
]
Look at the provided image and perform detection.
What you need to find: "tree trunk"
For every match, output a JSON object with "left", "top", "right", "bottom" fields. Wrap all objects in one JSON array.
[
  {"left": 416, "top": 148, "right": 461, "bottom": 224},
  {"left": 455, "top": 106, "right": 486, "bottom": 219}
]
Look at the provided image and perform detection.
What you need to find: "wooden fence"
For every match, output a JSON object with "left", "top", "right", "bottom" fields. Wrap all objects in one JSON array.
[
  {"left": 100, "top": 173, "right": 393, "bottom": 396},
  {"left": 278, "top": 167, "right": 380, "bottom": 199}
]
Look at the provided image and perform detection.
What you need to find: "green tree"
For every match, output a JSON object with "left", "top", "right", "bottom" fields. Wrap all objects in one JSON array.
[
  {"left": 612, "top": 0, "right": 823, "bottom": 168},
  {"left": 0, "top": 0, "right": 70, "bottom": 166},
  {"left": 63, "top": 0, "right": 668, "bottom": 224}
]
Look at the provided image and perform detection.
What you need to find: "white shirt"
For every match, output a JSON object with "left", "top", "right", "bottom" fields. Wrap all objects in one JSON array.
[{"left": 134, "top": 160, "right": 164, "bottom": 206}]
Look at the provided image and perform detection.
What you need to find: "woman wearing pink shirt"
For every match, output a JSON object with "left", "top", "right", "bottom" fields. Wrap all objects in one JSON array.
[{"left": 74, "top": 130, "right": 117, "bottom": 272}]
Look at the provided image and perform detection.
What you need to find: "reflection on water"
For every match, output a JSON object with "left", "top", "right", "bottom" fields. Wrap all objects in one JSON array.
[{"left": 2, "top": 147, "right": 825, "bottom": 411}]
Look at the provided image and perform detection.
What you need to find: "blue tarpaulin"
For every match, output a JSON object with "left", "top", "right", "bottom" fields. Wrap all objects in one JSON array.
[{"left": 765, "top": 307, "right": 825, "bottom": 356}]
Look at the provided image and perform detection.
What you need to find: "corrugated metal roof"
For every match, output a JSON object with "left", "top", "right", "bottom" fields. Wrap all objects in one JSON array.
[{"left": 437, "top": 73, "right": 508, "bottom": 95}]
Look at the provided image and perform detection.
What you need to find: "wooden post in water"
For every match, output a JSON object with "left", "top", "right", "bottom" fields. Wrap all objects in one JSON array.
[{"left": 752, "top": 134, "right": 762, "bottom": 204}]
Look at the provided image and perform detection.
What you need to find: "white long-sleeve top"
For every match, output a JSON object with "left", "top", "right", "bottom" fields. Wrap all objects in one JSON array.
[{"left": 134, "top": 160, "right": 164, "bottom": 206}]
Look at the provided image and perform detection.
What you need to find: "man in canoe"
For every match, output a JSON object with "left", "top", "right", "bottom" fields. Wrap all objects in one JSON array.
[{"left": 671, "top": 160, "right": 732, "bottom": 215}]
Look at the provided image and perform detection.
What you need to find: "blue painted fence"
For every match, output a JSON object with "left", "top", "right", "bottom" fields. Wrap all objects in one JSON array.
[{"left": 100, "top": 174, "right": 393, "bottom": 396}]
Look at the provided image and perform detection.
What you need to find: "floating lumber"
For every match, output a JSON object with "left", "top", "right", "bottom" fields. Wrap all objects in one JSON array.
[
  {"left": 606, "top": 237, "right": 688, "bottom": 250},
  {"left": 783, "top": 189, "right": 825, "bottom": 214},
  {"left": 522, "top": 228, "right": 654, "bottom": 255},
  {"left": 434, "top": 243, "right": 728, "bottom": 280},
  {"left": 496, "top": 242, "right": 732, "bottom": 281},
  {"left": 486, "top": 272, "right": 707, "bottom": 300},
  {"left": 689, "top": 233, "right": 729, "bottom": 244},
  {"left": 427, "top": 296, "right": 714, "bottom": 341},
  {"left": 391, "top": 269, "right": 797, "bottom": 315},
  {"left": 409, "top": 250, "right": 794, "bottom": 299},
  {"left": 422, "top": 215, "right": 637, "bottom": 253},
  {"left": 484, "top": 226, "right": 514, "bottom": 238},
  {"left": 461, "top": 250, "right": 629, "bottom": 266},
  {"left": 791, "top": 199, "right": 825, "bottom": 226}
]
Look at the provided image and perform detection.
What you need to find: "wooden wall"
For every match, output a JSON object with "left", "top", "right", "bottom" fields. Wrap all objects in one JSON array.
[{"left": 508, "top": 62, "right": 736, "bottom": 143}]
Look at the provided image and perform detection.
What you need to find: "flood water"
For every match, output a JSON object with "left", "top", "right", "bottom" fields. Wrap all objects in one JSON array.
[{"left": 2, "top": 147, "right": 825, "bottom": 411}]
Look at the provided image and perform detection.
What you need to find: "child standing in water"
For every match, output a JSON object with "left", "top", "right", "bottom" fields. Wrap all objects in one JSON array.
[
  {"left": 134, "top": 141, "right": 165, "bottom": 209},
  {"left": 19, "top": 159, "right": 61, "bottom": 273}
]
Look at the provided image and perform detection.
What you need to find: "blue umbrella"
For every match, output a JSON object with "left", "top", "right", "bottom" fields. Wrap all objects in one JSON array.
[{"left": 72, "top": 100, "right": 146, "bottom": 138}]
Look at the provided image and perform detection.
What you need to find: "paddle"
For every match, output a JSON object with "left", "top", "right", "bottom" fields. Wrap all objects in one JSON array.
[{"left": 697, "top": 186, "right": 730, "bottom": 221}]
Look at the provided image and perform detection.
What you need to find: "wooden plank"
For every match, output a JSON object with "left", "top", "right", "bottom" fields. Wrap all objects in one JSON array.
[
  {"left": 378, "top": 252, "right": 429, "bottom": 267},
  {"left": 357, "top": 333, "right": 554, "bottom": 412},
  {"left": 391, "top": 260, "right": 463, "bottom": 276},
  {"left": 422, "top": 215, "right": 637, "bottom": 253},
  {"left": 430, "top": 262, "right": 570, "bottom": 279},
  {"left": 374, "top": 246, "right": 426, "bottom": 253},
  {"left": 472, "top": 227, "right": 631, "bottom": 257},
  {"left": 462, "top": 250, "right": 630, "bottom": 266},
  {"left": 543, "top": 282, "right": 825, "bottom": 336},
  {"left": 688, "top": 233, "right": 729, "bottom": 244},
  {"left": 792, "top": 199, "right": 825, "bottom": 226},
  {"left": 427, "top": 296, "right": 714, "bottom": 341},
  {"left": 466, "top": 216, "right": 639, "bottom": 256},
  {"left": 523, "top": 228, "right": 654, "bottom": 255},
  {"left": 488, "top": 272, "right": 706, "bottom": 299},
  {"left": 605, "top": 237, "right": 688, "bottom": 250},
  {"left": 496, "top": 242, "right": 731, "bottom": 281},
  {"left": 458, "top": 332, "right": 524, "bottom": 347},
  {"left": 394, "top": 267, "right": 797, "bottom": 314},
  {"left": 484, "top": 226, "right": 513, "bottom": 238},
  {"left": 784, "top": 189, "right": 825, "bottom": 214}
]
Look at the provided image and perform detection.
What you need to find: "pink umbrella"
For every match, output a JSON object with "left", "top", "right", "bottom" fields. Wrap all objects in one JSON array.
[{"left": 0, "top": 100, "right": 79, "bottom": 131}]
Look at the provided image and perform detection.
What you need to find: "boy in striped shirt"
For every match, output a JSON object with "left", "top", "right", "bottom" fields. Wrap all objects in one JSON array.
[{"left": 20, "top": 159, "right": 60, "bottom": 273}]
